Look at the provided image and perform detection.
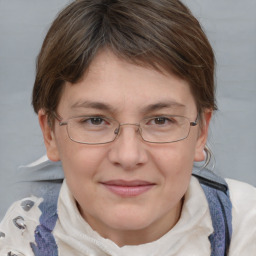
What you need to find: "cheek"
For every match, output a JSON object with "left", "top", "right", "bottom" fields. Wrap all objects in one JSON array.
[
  {"left": 57, "top": 142, "right": 110, "bottom": 209},
  {"left": 152, "top": 142, "right": 194, "bottom": 204},
  {"left": 55, "top": 133, "right": 108, "bottom": 182},
  {"left": 151, "top": 139, "right": 197, "bottom": 177}
]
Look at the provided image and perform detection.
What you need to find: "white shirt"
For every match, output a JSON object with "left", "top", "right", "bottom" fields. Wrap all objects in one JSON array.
[{"left": 0, "top": 177, "right": 255, "bottom": 255}]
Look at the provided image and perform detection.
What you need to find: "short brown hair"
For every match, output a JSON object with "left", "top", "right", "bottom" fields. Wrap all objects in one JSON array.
[{"left": 32, "top": 0, "right": 216, "bottom": 122}]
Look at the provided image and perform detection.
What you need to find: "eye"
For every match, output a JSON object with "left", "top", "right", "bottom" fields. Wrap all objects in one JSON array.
[
  {"left": 88, "top": 117, "right": 105, "bottom": 125},
  {"left": 78, "top": 116, "right": 110, "bottom": 126},
  {"left": 147, "top": 116, "right": 174, "bottom": 126},
  {"left": 153, "top": 117, "right": 169, "bottom": 125}
]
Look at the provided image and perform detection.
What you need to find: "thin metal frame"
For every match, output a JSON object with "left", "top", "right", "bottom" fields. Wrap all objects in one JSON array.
[{"left": 53, "top": 112, "right": 199, "bottom": 145}]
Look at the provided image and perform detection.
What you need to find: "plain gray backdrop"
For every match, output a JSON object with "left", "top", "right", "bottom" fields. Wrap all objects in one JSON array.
[{"left": 0, "top": 0, "right": 256, "bottom": 220}]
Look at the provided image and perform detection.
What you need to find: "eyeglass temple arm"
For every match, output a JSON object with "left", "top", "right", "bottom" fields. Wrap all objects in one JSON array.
[
  {"left": 52, "top": 112, "right": 67, "bottom": 126},
  {"left": 190, "top": 113, "right": 199, "bottom": 126}
]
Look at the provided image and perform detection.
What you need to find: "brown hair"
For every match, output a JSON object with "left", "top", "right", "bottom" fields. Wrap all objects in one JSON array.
[{"left": 32, "top": 0, "right": 217, "bottom": 122}]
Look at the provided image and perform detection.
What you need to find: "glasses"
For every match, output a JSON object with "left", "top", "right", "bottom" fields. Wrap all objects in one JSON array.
[{"left": 54, "top": 113, "right": 198, "bottom": 144}]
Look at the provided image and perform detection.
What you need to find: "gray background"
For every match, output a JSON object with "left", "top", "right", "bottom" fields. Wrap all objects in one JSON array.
[{"left": 0, "top": 0, "right": 255, "bottom": 220}]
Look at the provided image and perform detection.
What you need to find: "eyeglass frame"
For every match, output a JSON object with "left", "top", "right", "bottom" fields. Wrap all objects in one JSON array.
[{"left": 53, "top": 112, "right": 199, "bottom": 145}]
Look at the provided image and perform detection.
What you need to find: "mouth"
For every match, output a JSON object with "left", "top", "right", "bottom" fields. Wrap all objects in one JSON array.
[{"left": 100, "top": 180, "right": 156, "bottom": 197}]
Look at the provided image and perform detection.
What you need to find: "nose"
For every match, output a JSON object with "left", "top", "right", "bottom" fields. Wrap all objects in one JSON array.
[{"left": 108, "top": 124, "right": 148, "bottom": 170}]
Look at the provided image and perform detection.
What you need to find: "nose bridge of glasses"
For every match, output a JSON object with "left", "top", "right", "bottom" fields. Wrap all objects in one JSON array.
[{"left": 114, "top": 123, "right": 140, "bottom": 135}]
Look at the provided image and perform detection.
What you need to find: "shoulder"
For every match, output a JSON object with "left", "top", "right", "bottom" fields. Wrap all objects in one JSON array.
[
  {"left": 226, "top": 179, "right": 256, "bottom": 255},
  {"left": 226, "top": 178, "right": 256, "bottom": 215},
  {"left": 227, "top": 178, "right": 256, "bottom": 200},
  {"left": 0, "top": 196, "right": 43, "bottom": 255}
]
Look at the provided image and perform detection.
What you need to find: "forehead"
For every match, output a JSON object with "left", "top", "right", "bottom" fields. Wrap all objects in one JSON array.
[{"left": 58, "top": 50, "right": 197, "bottom": 116}]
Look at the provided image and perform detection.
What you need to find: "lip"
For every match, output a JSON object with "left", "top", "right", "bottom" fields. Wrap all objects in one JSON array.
[{"left": 100, "top": 180, "right": 155, "bottom": 197}]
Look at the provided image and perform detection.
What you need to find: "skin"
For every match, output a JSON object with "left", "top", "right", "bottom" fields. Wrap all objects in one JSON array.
[{"left": 39, "top": 49, "right": 212, "bottom": 246}]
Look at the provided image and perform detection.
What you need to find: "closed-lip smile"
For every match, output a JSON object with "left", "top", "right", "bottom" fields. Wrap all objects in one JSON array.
[{"left": 100, "top": 180, "right": 156, "bottom": 197}]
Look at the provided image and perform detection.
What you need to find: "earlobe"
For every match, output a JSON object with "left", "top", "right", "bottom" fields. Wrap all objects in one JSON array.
[
  {"left": 38, "top": 109, "right": 60, "bottom": 162},
  {"left": 194, "top": 110, "right": 212, "bottom": 162}
]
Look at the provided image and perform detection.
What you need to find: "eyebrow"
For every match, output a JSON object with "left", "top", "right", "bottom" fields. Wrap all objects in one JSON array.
[
  {"left": 71, "top": 100, "right": 118, "bottom": 113},
  {"left": 141, "top": 101, "right": 186, "bottom": 114},
  {"left": 70, "top": 100, "right": 185, "bottom": 114}
]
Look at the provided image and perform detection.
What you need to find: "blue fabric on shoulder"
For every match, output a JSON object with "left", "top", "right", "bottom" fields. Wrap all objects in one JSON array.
[
  {"left": 192, "top": 168, "right": 232, "bottom": 256},
  {"left": 30, "top": 184, "right": 61, "bottom": 256}
]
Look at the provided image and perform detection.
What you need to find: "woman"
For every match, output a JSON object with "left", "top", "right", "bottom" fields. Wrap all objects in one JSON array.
[{"left": 0, "top": 0, "right": 255, "bottom": 255}]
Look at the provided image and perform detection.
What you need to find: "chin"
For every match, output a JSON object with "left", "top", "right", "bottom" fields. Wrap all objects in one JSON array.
[{"left": 104, "top": 208, "right": 154, "bottom": 231}]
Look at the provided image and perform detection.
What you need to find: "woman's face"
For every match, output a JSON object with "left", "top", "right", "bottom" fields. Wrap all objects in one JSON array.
[{"left": 39, "top": 49, "right": 211, "bottom": 246}]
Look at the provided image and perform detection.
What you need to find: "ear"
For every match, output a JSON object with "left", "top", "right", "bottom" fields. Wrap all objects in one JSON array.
[
  {"left": 194, "top": 110, "right": 212, "bottom": 162},
  {"left": 38, "top": 109, "right": 60, "bottom": 162}
]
